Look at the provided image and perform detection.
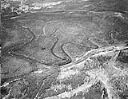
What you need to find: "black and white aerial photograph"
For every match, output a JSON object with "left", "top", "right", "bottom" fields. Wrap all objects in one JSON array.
[{"left": 1, "top": 0, "right": 128, "bottom": 99}]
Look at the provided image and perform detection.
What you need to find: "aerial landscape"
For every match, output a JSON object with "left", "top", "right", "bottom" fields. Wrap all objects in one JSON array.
[{"left": 1, "top": 0, "right": 128, "bottom": 99}]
